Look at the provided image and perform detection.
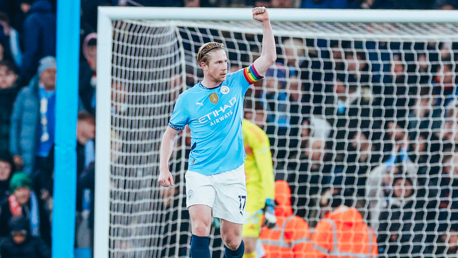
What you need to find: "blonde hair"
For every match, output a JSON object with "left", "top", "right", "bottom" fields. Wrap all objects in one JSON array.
[{"left": 196, "top": 42, "right": 225, "bottom": 65}]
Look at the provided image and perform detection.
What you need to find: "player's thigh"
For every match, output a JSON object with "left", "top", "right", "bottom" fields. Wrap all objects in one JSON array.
[
  {"left": 185, "top": 171, "right": 216, "bottom": 236},
  {"left": 188, "top": 204, "right": 213, "bottom": 223},
  {"left": 185, "top": 170, "right": 216, "bottom": 209},
  {"left": 188, "top": 204, "right": 212, "bottom": 236},
  {"left": 242, "top": 208, "right": 263, "bottom": 238},
  {"left": 212, "top": 165, "right": 247, "bottom": 224}
]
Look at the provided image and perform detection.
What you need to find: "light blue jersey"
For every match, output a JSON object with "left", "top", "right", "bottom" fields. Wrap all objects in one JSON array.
[{"left": 169, "top": 65, "right": 263, "bottom": 175}]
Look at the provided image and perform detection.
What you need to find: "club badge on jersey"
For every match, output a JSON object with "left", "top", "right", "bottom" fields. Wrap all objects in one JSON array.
[{"left": 221, "top": 86, "right": 230, "bottom": 94}]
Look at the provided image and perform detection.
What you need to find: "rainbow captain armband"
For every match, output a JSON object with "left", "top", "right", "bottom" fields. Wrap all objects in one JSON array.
[{"left": 243, "top": 65, "right": 263, "bottom": 84}]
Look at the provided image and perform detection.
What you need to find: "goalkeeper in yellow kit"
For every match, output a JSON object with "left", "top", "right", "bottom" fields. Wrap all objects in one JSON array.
[{"left": 242, "top": 116, "right": 276, "bottom": 258}]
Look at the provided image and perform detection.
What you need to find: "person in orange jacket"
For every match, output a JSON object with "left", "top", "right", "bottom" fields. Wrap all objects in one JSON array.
[
  {"left": 311, "top": 189, "right": 378, "bottom": 258},
  {"left": 259, "top": 180, "right": 315, "bottom": 258}
]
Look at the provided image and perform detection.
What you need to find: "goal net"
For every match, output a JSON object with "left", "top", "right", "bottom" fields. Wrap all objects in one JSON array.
[{"left": 97, "top": 8, "right": 458, "bottom": 258}]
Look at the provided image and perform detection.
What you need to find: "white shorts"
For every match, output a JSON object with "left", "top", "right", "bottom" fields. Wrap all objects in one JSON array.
[{"left": 185, "top": 164, "right": 247, "bottom": 224}]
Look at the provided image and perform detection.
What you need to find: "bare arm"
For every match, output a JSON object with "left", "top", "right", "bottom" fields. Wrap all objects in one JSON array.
[
  {"left": 158, "top": 126, "right": 180, "bottom": 187},
  {"left": 252, "top": 7, "right": 277, "bottom": 76}
]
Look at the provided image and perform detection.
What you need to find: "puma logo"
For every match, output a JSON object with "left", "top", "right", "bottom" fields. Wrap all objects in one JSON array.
[{"left": 196, "top": 102, "right": 204, "bottom": 106}]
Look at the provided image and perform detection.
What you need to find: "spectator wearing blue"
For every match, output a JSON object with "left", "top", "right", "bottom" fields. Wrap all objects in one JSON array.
[
  {"left": 21, "top": 0, "right": 56, "bottom": 85},
  {"left": 300, "top": 0, "right": 348, "bottom": 9},
  {"left": 10, "top": 56, "right": 56, "bottom": 176},
  {"left": 0, "top": 173, "right": 51, "bottom": 246}
]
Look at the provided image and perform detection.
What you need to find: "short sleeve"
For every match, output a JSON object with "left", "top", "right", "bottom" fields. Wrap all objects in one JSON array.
[
  {"left": 229, "top": 64, "right": 264, "bottom": 93},
  {"left": 168, "top": 95, "right": 189, "bottom": 130}
]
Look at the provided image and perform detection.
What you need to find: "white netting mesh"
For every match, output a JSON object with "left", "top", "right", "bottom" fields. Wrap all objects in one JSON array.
[{"left": 107, "top": 19, "right": 458, "bottom": 257}]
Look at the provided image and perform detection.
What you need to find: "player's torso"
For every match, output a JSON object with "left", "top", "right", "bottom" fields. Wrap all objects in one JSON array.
[
  {"left": 183, "top": 78, "right": 246, "bottom": 167},
  {"left": 187, "top": 82, "right": 243, "bottom": 136}
]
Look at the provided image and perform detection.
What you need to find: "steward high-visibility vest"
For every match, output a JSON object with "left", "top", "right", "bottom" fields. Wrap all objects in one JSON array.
[
  {"left": 313, "top": 219, "right": 375, "bottom": 258},
  {"left": 261, "top": 216, "right": 314, "bottom": 258}
]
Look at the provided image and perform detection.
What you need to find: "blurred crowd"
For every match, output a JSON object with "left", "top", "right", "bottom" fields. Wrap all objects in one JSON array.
[
  {"left": 1, "top": 0, "right": 458, "bottom": 257},
  {"left": 233, "top": 35, "right": 458, "bottom": 256},
  {"left": 0, "top": 0, "right": 96, "bottom": 256}
]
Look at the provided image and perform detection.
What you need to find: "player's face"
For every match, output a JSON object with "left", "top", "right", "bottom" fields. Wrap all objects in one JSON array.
[{"left": 206, "top": 50, "right": 228, "bottom": 83}]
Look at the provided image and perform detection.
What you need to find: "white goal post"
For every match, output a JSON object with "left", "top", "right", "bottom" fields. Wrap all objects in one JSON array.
[{"left": 96, "top": 7, "right": 458, "bottom": 258}]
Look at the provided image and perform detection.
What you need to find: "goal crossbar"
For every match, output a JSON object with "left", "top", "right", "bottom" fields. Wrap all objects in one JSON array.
[{"left": 99, "top": 7, "right": 458, "bottom": 23}]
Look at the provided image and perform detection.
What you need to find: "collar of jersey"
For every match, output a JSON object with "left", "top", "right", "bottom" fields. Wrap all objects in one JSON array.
[{"left": 198, "top": 81, "right": 223, "bottom": 90}]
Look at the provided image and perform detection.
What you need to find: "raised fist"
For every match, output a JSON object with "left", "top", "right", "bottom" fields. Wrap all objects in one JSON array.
[{"left": 252, "top": 7, "right": 269, "bottom": 22}]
